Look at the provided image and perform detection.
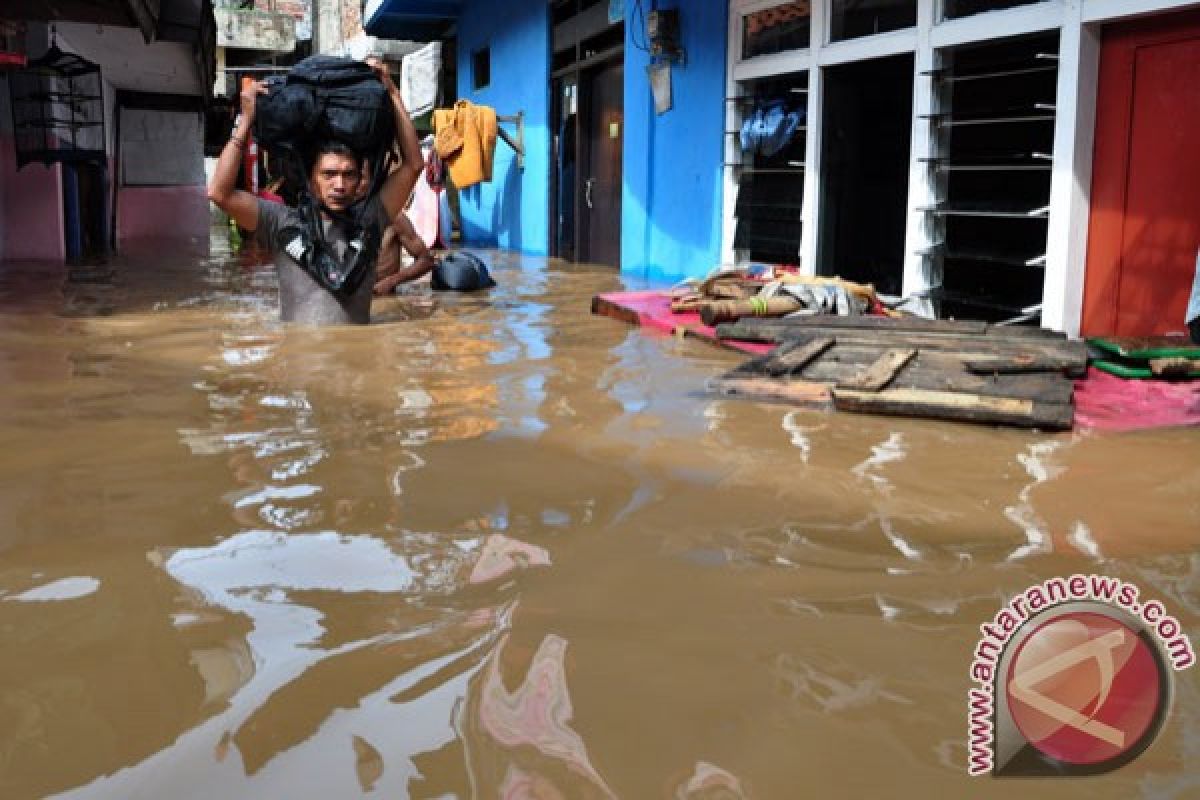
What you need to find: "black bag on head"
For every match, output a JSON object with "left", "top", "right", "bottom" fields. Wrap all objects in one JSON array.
[
  {"left": 432, "top": 252, "right": 497, "bottom": 292},
  {"left": 288, "top": 56, "right": 396, "bottom": 154},
  {"left": 253, "top": 76, "right": 320, "bottom": 154},
  {"left": 253, "top": 56, "right": 395, "bottom": 167}
]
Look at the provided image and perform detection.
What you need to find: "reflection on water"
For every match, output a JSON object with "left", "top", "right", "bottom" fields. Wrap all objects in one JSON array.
[
  {"left": 0, "top": 239, "right": 1197, "bottom": 798},
  {"left": 466, "top": 632, "right": 614, "bottom": 799}
]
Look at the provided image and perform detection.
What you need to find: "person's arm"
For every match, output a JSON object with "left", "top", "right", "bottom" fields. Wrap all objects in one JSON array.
[
  {"left": 374, "top": 224, "right": 401, "bottom": 277},
  {"left": 373, "top": 211, "right": 436, "bottom": 295},
  {"left": 207, "top": 81, "right": 268, "bottom": 231},
  {"left": 368, "top": 58, "right": 421, "bottom": 223}
]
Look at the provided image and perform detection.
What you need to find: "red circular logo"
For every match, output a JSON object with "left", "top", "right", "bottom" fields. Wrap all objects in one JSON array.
[{"left": 1005, "top": 611, "right": 1165, "bottom": 766}]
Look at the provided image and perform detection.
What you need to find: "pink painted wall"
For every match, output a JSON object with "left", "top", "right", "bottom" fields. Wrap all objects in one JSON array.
[
  {"left": 0, "top": 135, "right": 66, "bottom": 262},
  {"left": 117, "top": 186, "right": 210, "bottom": 249}
]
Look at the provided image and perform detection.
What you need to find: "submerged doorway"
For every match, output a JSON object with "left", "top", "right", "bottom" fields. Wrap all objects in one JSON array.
[
  {"left": 549, "top": 0, "right": 624, "bottom": 267},
  {"left": 817, "top": 53, "right": 914, "bottom": 296},
  {"left": 552, "top": 59, "right": 624, "bottom": 268}
]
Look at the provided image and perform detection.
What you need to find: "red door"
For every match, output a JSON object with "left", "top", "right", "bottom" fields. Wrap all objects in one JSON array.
[{"left": 1083, "top": 11, "right": 1200, "bottom": 337}]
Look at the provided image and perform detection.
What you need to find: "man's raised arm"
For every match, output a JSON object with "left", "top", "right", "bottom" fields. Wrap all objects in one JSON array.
[
  {"left": 207, "top": 81, "right": 267, "bottom": 232},
  {"left": 369, "top": 58, "right": 421, "bottom": 222}
]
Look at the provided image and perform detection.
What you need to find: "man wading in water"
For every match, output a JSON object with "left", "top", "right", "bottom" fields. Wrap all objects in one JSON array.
[{"left": 207, "top": 59, "right": 421, "bottom": 325}]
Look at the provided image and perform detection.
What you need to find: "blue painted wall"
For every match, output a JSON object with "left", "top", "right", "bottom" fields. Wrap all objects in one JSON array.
[
  {"left": 455, "top": 0, "right": 550, "bottom": 255},
  {"left": 621, "top": 0, "right": 728, "bottom": 285},
  {"left": 450, "top": 0, "right": 727, "bottom": 275}
]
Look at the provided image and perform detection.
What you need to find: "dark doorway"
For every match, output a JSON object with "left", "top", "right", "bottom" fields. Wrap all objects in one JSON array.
[
  {"left": 818, "top": 54, "right": 914, "bottom": 296},
  {"left": 549, "top": 0, "right": 624, "bottom": 266},
  {"left": 61, "top": 161, "right": 110, "bottom": 264},
  {"left": 580, "top": 60, "right": 623, "bottom": 267},
  {"left": 552, "top": 77, "right": 579, "bottom": 261}
]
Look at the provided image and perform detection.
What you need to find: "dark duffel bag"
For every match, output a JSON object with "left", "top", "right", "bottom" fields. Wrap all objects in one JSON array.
[
  {"left": 253, "top": 76, "right": 320, "bottom": 152},
  {"left": 319, "top": 82, "right": 394, "bottom": 154},
  {"left": 253, "top": 56, "right": 394, "bottom": 157},
  {"left": 290, "top": 56, "right": 395, "bottom": 155},
  {"left": 432, "top": 251, "right": 497, "bottom": 292}
]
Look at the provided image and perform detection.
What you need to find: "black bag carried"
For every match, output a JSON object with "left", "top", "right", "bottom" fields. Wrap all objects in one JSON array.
[
  {"left": 253, "top": 76, "right": 319, "bottom": 154},
  {"left": 287, "top": 56, "right": 396, "bottom": 154},
  {"left": 432, "top": 251, "right": 497, "bottom": 292},
  {"left": 252, "top": 56, "right": 396, "bottom": 297},
  {"left": 253, "top": 56, "right": 395, "bottom": 159}
]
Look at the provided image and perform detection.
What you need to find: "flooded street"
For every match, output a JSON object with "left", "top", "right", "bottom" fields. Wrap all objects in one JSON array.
[{"left": 0, "top": 240, "right": 1197, "bottom": 799}]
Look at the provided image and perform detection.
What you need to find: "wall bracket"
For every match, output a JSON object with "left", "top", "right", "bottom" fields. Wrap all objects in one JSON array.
[{"left": 497, "top": 111, "right": 525, "bottom": 170}]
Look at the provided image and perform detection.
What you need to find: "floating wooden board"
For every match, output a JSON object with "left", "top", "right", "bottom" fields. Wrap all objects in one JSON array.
[
  {"left": 787, "top": 315, "right": 989, "bottom": 334},
  {"left": 737, "top": 336, "right": 835, "bottom": 377},
  {"left": 837, "top": 348, "right": 916, "bottom": 391},
  {"left": 833, "top": 387, "right": 1074, "bottom": 431},
  {"left": 726, "top": 347, "right": 1072, "bottom": 404},
  {"left": 713, "top": 377, "right": 833, "bottom": 407},
  {"left": 726, "top": 315, "right": 1067, "bottom": 340},
  {"left": 715, "top": 323, "right": 1088, "bottom": 377},
  {"left": 964, "top": 354, "right": 1083, "bottom": 374}
]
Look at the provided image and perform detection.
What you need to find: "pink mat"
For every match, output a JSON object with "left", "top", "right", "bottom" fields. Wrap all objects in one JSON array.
[
  {"left": 593, "top": 291, "right": 773, "bottom": 356},
  {"left": 1074, "top": 368, "right": 1200, "bottom": 432},
  {"left": 595, "top": 291, "right": 1200, "bottom": 432}
]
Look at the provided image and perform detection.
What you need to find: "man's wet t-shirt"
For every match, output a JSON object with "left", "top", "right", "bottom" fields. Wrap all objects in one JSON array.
[{"left": 255, "top": 197, "right": 390, "bottom": 325}]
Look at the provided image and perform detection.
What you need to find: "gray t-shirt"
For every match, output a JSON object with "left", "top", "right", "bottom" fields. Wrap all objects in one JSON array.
[{"left": 254, "top": 197, "right": 390, "bottom": 325}]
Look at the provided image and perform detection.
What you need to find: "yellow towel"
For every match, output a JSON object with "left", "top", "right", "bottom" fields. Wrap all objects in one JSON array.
[
  {"left": 476, "top": 105, "right": 497, "bottom": 182},
  {"left": 433, "top": 100, "right": 499, "bottom": 190}
]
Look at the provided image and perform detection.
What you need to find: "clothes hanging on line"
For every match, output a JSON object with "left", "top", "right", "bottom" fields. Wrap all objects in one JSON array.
[
  {"left": 433, "top": 100, "right": 498, "bottom": 190},
  {"left": 401, "top": 41, "right": 441, "bottom": 117},
  {"left": 740, "top": 100, "right": 805, "bottom": 158},
  {"left": 405, "top": 140, "right": 440, "bottom": 249}
]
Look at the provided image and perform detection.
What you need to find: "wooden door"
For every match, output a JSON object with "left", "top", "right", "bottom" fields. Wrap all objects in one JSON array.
[
  {"left": 581, "top": 60, "right": 623, "bottom": 267},
  {"left": 1083, "top": 11, "right": 1200, "bottom": 336}
]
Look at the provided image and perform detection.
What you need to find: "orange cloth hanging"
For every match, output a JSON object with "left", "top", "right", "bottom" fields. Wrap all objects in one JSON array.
[{"left": 433, "top": 100, "right": 499, "bottom": 190}]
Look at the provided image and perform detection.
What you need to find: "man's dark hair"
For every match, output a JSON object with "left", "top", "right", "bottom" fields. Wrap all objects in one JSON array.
[{"left": 307, "top": 140, "right": 363, "bottom": 173}]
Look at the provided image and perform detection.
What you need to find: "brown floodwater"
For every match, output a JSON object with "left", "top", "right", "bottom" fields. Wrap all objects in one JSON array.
[{"left": 0, "top": 238, "right": 1197, "bottom": 799}]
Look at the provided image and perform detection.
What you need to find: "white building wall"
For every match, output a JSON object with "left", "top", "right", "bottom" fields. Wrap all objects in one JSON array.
[{"left": 724, "top": 0, "right": 1200, "bottom": 336}]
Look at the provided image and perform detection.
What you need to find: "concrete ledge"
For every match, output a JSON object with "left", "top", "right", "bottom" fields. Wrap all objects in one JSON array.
[{"left": 216, "top": 8, "right": 297, "bottom": 53}]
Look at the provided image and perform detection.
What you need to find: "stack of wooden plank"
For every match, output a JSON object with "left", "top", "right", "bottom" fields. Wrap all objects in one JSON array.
[{"left": 710, "top": 316, "right": 1087, "bottom": 430}]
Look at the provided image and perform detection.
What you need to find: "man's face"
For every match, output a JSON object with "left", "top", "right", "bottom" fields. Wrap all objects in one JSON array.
[{"left": 309, "top": 152, "right": 362, "bottom": 212}]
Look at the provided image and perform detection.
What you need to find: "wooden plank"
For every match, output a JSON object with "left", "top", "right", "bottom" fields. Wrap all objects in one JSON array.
[
  {"left": 964, "top": 354, "right": 1084, "bottom": 374},
  {"left": 716, "top": 324, "right": 1089, "bottom": 377},
  {"left": 712, "top": 377, "right": 833, "bottom": 407},
  {"left": 837, "top": 348, "right": 917, "bottom": 391},
  {"left": 733, "top": 336, "right": 836, "bottom": 377},
  {"left": 780, "top": 315, "right": 989, "bottom": 334},
  {"left": 720, "top": 318, "right": 1073, "bottom": 347},
  {"left": 832, "top": 387, "right": 1074, "bottom": 431},
  {"left": 724, "top": 349, "right": 1073, "bottom": 404},
  {"left": 814, "top": 353, "right": 1073, "bottom": 404},
  {"left": 1148, "top": 357, "right": 1200, "bottom": 378},
  {"left": 782, "top": 313, "right": 1069, "bottom": 339},
  {"left": 724, "top": 341, "right": 1074, "bottom": 403}
]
